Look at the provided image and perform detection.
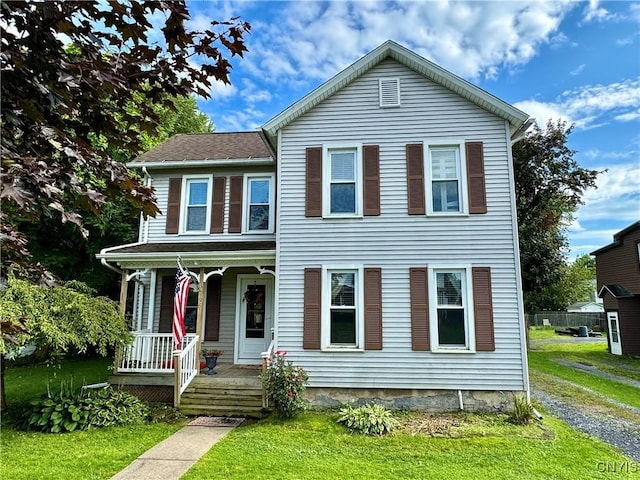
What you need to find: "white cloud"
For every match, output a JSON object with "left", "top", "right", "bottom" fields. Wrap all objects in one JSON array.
[
  {"left": 570, "top": 64, "right": 586, "bottom": 76},
  {"left": 514, "top": 79, "right": 640, "bottom": 129},
  {"left": 239, "top": 0, "right": 576, "bottom": 86},
  {"left": 615, "top": 110, "right": 640, "bottom": 122},
  {"left": 575, "top": 162, "right": 640, "bottom": 223},
  {"left": 207, "top": 79, "right": 238, "bottom": 100},
  {"left": 568, "top": 162, "right": 640, "bottom": 258},
  {"left": 583, "top": 0, "right": 614, "bottom": 22},
  {"left": 584, "top": 149, "right": 637, "bottom": 160}
]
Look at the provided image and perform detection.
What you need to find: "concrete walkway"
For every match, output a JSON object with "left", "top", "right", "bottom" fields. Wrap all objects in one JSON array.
[{"left": 111, "top": 424, "right": 234, "bottom": 480}]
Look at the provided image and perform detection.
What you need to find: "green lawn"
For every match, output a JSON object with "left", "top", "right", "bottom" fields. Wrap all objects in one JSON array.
[
  {"left": 527, "top": 329, "right": 640, "bottom": 409},
  {"left": 183, "top": 412, "right": 636, "bottom": 480},
  {"left": 1, "top": 357, "right": 186, "bottom": 480},
  {"left": 3, "top": 345, "right": 639, "bottom": 480},
  {"left": 4, "top": 356, "right": 114, "bottom": 405}
]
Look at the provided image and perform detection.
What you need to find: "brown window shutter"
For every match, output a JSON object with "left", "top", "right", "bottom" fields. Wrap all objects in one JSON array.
[
  {"left": 406, "top": 144, "right": 425, "bottom": 215},
  {"left": 303, "top": 268, "right": 322, "bottom": 349},
  {"left": 210, "top": 176, "right": 226, "bottom": 234},
  {"left": 410, "top": 267, "right": 430, "bottom": 350},
  {"left": 165, "top": 178, "right": 182, "bottom": 234},
  {"left": 473, "top": 267, "right": 495, "bottom": 351},
  {"left": 364, "top": 268, "right": 383, "bottom": 350},
  {"left": 159, "top": 275, "right": 175, "bottom": 333},
  {"left": 305, "top": 147, "right": 322, "bottom": 217},
  {"left": 363, "top": 145, "right": 380, "bottom": 216},
  {"left": 204, "top": 276, "right": 222, "bottom": 341},
  {"left": 466, "top": 142, "right": 487, "bottom": 214},
  {"left": 228, "top": 175, "right": 243, "bottom": 233}
]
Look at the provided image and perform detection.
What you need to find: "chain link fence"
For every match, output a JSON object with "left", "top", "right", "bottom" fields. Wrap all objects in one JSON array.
[{"left": 526, "top": 312, "right": 605, "bottom": 330}]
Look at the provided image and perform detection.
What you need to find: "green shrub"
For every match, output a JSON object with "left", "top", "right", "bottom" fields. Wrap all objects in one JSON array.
[
  {"left": 338, "top": 403, "right": 399, "bottom": 435},
  {"left": 23, "top": 385, "right": 149, "bottom": 433},
  {"left": 509, "top": 394, "right": 535, "bottom": 425},
  {"left": 261, "top": 351, "right": 309, "bottom": 419}
]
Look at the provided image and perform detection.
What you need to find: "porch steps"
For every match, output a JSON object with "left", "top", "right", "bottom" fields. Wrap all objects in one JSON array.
[{"left": 179, "top": 374, "right": 269, "bottom": 418}]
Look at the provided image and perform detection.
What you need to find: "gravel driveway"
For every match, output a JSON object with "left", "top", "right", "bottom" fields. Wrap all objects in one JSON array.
[
  {"left": 532, "top": 387, "right": 640, "bottom": 461},
  {"left": 529, "top": 335, "right": 640, "bottom": 462}
]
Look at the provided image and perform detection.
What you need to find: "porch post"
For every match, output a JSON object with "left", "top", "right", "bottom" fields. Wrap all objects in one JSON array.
[
  {"left": 115, "top": 269, "right": 129, "bottom": 373},
  {"left": 195, "top": 268, "right": 205, "bottom": 361},
  {"left": 119, "top": 269, "right": 129, "bottom": 317}
]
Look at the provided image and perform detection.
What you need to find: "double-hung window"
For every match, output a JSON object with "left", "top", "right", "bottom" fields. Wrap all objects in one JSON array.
[
  {"left": 323, "top": 145, "right": 362, "bottom": 217},
  {"left": 245, "top": 175, "right": 274, "bottom": 233},
  {"left": 429, "top": 267, "right": 475, "bottom": 352},
  {"left": 181, "top": 175, "right": 212, "bottom": 233},
  {"left": 426, "top": 142, "right": 467, "bottom": 215},
  {"left": 323, "top": 267, "right": 363, "bottom": 350}
]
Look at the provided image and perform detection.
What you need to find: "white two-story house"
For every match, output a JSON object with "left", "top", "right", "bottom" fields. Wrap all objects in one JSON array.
[{"left": 99, "top": 41, "right": 532, "bottom": 411}]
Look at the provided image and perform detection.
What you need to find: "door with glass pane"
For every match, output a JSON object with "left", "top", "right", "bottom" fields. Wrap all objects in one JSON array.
[
  {"left": 607, "top": 311, "right": 622, "bottom": 355},
  {"left": 236, "top": 275, "right": 274, "bottom": 364}
]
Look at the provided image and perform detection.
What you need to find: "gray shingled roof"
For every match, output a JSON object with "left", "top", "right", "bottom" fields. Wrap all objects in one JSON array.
[
  {"left": 104, "top": 241, "right": 276, "bottom": 255},
  {"left": 131, "top": 132, "right": 272, "bottom": 165}
]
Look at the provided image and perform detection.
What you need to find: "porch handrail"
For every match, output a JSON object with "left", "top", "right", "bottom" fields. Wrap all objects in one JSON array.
[
  {"left": 260, "top": 328, "right": 275, "bottom": 409},
  {"left": 173, "top": 334, "right": 200, "bottom": 407},
  {"left": 261, "top": 327, "right": 276, "bottom": 373},
  {"left": 117, "top": 332, "right": 197, "bottom": 373}
]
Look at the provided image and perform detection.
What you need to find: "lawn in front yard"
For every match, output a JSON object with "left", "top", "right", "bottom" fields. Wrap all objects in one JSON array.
[
  {"left": 1, "top": 356, "right": 186, "bottom": 480},
  {"left": 183, "top": 411, "right": 635, "bottom": 480},
  {"left": 3, "top": 346, "right": 638, "bottom": 480}
]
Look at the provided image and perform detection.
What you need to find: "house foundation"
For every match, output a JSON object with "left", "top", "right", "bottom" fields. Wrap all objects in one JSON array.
[{"left": 305, "top": 388, "right": 522, "bottom": 412}]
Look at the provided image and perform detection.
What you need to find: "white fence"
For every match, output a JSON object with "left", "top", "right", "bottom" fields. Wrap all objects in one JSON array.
[{"left": 117, "top": 332, "right": 198, "bottom": 373}]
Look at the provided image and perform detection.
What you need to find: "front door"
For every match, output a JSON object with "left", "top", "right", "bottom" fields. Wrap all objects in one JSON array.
[
  {"left": 236, "top": 275, "right": 274, "bottom": 364},
  {"left": 607, "top": 311, "right": 622, "bottom": 355}
]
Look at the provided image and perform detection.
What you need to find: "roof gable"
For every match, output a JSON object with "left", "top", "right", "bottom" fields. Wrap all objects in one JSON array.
[
  {"left": 261, "top": 40, "right": 531, "bottom": 144},
  {"left": 130, "top": 131, "right": 273, "bottom": 168},
  {"left": 591, "top": 221, "right": 640, "bottom": 256}
]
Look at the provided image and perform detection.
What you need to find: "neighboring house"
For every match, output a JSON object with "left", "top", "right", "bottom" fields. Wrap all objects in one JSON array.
[
  {"left": 592, "top": 221, "right": 640, "bottom": 356},
  {"left": 99, "top": 40, "right": 532, "bottom": 410},
  {"left": 566, "top": 302, "right": 604, "bottom": 313}
]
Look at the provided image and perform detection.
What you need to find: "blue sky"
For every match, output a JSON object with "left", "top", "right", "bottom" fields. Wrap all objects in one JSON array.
[{"left": 184, "top": 0, "right": 639, "bottom": 259}]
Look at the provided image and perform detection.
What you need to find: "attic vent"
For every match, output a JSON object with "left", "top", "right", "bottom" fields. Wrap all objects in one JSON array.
[{"left": 379, "top": 78, "right": 400, "bottom": 107}]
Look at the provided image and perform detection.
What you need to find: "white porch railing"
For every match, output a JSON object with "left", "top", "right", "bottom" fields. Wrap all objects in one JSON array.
[
  {"left": 260, "top": 328, "right": 275, "bottom": 408},
  {"left": 117, "top": 332, "right": 197, "bottom": 373},
  {"left": 173, "top": 334, "right": 200, "bottom": 406}
]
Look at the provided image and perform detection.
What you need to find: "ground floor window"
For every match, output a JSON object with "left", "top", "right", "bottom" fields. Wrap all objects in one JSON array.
[
  {"left": 323, "top": 267, "right": 363, "bottom": 349},
  {"left": 429, "top": 267, "right": 474, "bottom": 351}
]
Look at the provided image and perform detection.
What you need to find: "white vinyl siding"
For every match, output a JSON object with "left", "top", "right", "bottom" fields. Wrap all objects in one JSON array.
[
  {"left": 141, "top": 167, "right": 276, "bottom": 243},
  {"left": 276, "top": 58, "right": 526, "bottom": 391}
]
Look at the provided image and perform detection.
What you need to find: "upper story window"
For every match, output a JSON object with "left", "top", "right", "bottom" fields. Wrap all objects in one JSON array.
[
  {"left": 244, "top": 174, "right": 275, "bottom": 233},
  {"left": 425, "top": 141, "right": 468, "bottom": 215},
  {"left": 323, "top": 145, "right": 363, "bottom": 217},
  {"left": 181, "top": 175, "right": 212, "bottom": 233}
]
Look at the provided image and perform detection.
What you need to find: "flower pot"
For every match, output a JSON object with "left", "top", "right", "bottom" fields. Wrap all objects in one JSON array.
[{"left": 205, "top": 355, "right": 218, "bottom": 375}]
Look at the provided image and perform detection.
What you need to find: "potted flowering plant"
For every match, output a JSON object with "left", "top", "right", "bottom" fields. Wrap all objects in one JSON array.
[{"left": 201, "top": 349, "right": 223, "bottom": 375}]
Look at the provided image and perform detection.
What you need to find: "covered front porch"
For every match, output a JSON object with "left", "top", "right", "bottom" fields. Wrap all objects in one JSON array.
[{"left": 98, "top": 241, "right": 277, "bottom": 409}]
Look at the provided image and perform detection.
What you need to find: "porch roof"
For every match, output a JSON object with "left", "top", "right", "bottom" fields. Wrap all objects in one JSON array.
[{"left": 97, "top": 241, "right": 276, "bottom": 268}]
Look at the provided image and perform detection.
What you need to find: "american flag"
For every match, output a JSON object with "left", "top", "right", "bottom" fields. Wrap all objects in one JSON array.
[{"left": 173, "top": 267, "right": 191, "bottom": 350}]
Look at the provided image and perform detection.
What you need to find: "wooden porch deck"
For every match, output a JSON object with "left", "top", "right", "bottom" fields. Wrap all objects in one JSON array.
[{"left": 109, "top": 364, "right": 268, "bottom": 417}]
